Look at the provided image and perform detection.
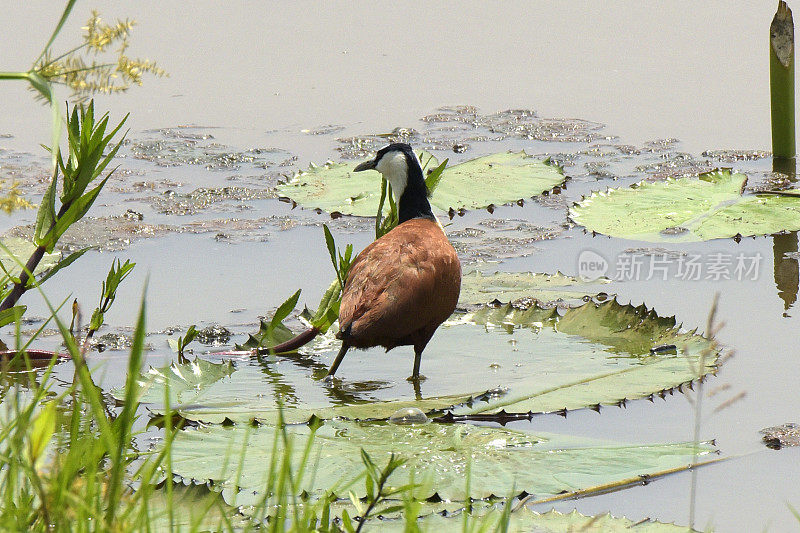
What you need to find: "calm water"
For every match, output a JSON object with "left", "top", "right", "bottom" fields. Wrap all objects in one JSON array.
[{"left": 2, "top": 2, "right": 799, "bottom": 531}]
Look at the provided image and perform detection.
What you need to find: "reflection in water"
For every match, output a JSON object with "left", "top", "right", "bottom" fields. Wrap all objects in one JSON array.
[
  {"left": 255, "top": 350, "right": 393, "bottom": 407},
  {"left": 0, "top": 366, "right": 46, "bottom": 403},
  {"left": 772, "top": 158, "right": 799, "bottom": 315},
  {"left": 772, "top": 232, "right": 799, "bottom": 314}
]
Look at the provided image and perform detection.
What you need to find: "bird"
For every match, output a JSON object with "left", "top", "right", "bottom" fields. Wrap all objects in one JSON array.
[{"left": 327, "top": 143, "right": 461, "bottom": 381}]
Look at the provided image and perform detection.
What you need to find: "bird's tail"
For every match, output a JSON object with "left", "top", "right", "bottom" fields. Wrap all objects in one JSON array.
[{"left": 264, "top": 327, "right": 320, "bottom": 354}]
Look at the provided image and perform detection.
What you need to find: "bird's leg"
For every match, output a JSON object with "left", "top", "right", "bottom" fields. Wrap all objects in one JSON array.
[
  {"left": 407, "top": 345, "right": 427, "bottom": 382},
  {"left": 326, "top": 342, "right": 349, "bottom": 379}
]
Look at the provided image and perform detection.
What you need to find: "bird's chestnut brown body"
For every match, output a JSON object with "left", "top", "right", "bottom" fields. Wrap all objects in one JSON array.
[
  {"left": 337, "top": 218, "right": 461, "bottom": 353},
  {"left": 326, "top": 142, "right": 461, "bottom": 380}
]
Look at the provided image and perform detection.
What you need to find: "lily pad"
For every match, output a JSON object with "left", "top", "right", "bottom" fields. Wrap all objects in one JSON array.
[
  {"left": 372, "top": 509, "right": 700, "bottom": 533},
  {"left": 245, "top": 501, "right": 697, "bottom": 532},
  {"left": 451, "top": 300, "right": 718, "bottom": 416},
  {"left": 459, "top": 270, "right": 610, "bottom": 306},
  {"left": 570, "top": 168, "right": 800, "bottom": 241},
  {"left": 428, "top": 152, "right": 565, "bottom": 211},
  {"left": 0, "top": 237, "right": 60, "bottom": 280},
  {"left": 120, "top": 299, "right": 717, "bottom": 424},
  {"left": 117, "top": 358, "right": 235, "bottom": 405},
  {"left": 275, "top": 152, "right": 438, "bottom": 217},
  {"left": 276, "top": 151, "right": 564, "bottom": 215},
  {"left": 143, "top": 484, "right": 248, "bottom": 531},
  {"left": 169, "top": 419, "right": 716, "bottom": 502},
  {"left": 115, "top": 357, "right": 487, "bottom": 424}
]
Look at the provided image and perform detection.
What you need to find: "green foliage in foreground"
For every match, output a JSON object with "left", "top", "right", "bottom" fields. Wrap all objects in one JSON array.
[
  {"left": 0, "top": 287, "right": 708, "bottom": 531},
  {"left": 0, "top": 1, "right": 158, "bottom": 325}
]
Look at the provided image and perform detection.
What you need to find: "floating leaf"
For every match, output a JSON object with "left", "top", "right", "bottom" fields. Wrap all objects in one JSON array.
[
  {"left": 121, "top": 300, "right": 717, "bottom": 424},
  {"left": 570, "top": 168, "right": 800, "bottom": 241},
  {"left": 143, "top": 485, "right": 248, "bottom": 531},
  {"left": 275, "top": 152, "right": 438, "bottom": 217},
  {"left": 459, "top": 270, "right": 610, "bottom": 306},
  {"left": 113, "top": 358, "right": 235, "bottom": 406},
  {"left": 371, "top": 508, "right": 701, "bottom": 533},
  {"left": 0, "top": 237, "right": 61, "bottom": 281},
  {"left": 427, "top": 151, "right": 565, "bottom": 211},
  {"left": 451, "top": 300, "right": 718, "bottom": 416},
  {"left": 169, "top": 419, "right": 716, "bottom": 502},
  {"left": 243, "top": 501, "right": 696, "bottom": 532},
  {"left": 117, "top": 355, "right": 485, "bottom": 424},
  {"left": 277, "top": 151, "right": 564, "bottom": 215},
  {"left": 235, "top": 319, "right": 295, "bottom": 351}
]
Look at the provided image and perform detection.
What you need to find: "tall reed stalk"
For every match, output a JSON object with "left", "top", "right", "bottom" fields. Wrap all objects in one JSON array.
[{"left": 771, "top": 1, "right": 796, "bottom": 172}]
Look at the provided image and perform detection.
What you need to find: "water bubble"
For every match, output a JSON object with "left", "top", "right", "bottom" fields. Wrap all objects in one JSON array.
[{"left": 388, "top": 407, "right": 429, "bottom": 425}]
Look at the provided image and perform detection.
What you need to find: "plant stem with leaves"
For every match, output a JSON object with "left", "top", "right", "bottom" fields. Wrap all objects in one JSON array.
[
  {"left": 0, "top": 1, "right": 163, "bottom": 324},
  {"left": 87, "top": 258, "right": 135, "bottom": 339},
  {"left": 0, "top": 102, "right": 128, "bottom": 314}
]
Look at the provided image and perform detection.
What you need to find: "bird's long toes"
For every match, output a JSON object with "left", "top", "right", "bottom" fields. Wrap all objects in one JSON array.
[{"left": 406, "top": 374, "right": 427, "bottom": 383}]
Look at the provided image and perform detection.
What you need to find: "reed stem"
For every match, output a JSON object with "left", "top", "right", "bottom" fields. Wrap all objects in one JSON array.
[{"left": 771, "top": 1, "right": 796, "bottom": 163}]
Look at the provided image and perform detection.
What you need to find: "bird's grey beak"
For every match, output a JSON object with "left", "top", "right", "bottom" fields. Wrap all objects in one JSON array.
[{"left": 353, "top": 159, "right": 377, "bottom": 172}]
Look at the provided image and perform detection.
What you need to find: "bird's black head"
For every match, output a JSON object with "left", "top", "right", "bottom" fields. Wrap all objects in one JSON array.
[{"left": 353, "top": 143, "right": 435, "bottom": 224}]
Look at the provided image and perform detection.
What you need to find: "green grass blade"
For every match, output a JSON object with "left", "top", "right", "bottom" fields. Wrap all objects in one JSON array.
[{"left": 105, "top": 285, "right": 147, "bottom": 525}]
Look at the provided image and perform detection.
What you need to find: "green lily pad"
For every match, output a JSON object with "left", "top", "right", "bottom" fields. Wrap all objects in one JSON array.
[
  {"left": 428, "top": 152, "right": 565, "bottom": 211},
  {"left": 451, "top": 300, "right": 718, "bottom": 416},
  {"left": 119, "top": 299, "right": 718, "bottom": 424},
  {"left": 115, "top": 357, "right": 486, "bottom": 424},
  {"left": 142, "top": 484, "right": 248, "bottom": 531},
  {"left": 276, "top": 151, "right": 564, "bottom": 216},
  {"left": 459, "top": 270, "right": 611, "bottom": 306},
  {"left": 385, "top": 508, "right": 699, "bottom": 533},
  {"left": 275, "top": 152, "right": 438, "bottom": 217},
  {"left": 0, "top": 237, "right": 60, "bottom": 280},
  {"left": 115, "top": 358, "right": 235, "bottom": 405},
  {"left": 244, "top": 501, "right": 698, "bottom": 532},
  {"left": 169, "top": 419, "right": 716, "bottom": 502},
  {"left": 570, "top": 168, "right": 800, "bottom": 241}
]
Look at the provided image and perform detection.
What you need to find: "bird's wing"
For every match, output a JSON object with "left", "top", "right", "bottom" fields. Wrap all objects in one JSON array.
[{"left": 338, "top": 220, "right": 459, "bottom": 347}]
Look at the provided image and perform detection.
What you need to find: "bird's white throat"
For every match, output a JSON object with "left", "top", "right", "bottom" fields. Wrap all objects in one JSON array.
[{"left": 375, "top": 150, "right": 418, "bottom": 201}]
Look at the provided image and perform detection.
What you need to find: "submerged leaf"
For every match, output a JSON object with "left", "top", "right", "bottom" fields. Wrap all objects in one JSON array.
[
  {"left": 128, "top": 355, "right": 484, "bottom": 424},
  {"left": 570, "top": 168, "right": 800, "bottom": 241},
  {"left": 169, "top": 419, "right": 716, "bottom": 502}
]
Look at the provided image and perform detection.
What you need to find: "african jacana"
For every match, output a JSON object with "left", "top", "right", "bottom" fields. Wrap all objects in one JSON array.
[{"left": 328, "top": 143, "right": 461, "bottom": 381}]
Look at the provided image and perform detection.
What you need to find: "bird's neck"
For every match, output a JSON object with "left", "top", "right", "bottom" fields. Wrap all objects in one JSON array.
[{"left": 397, "top": 165, "right": 435, "bottom": 224}]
